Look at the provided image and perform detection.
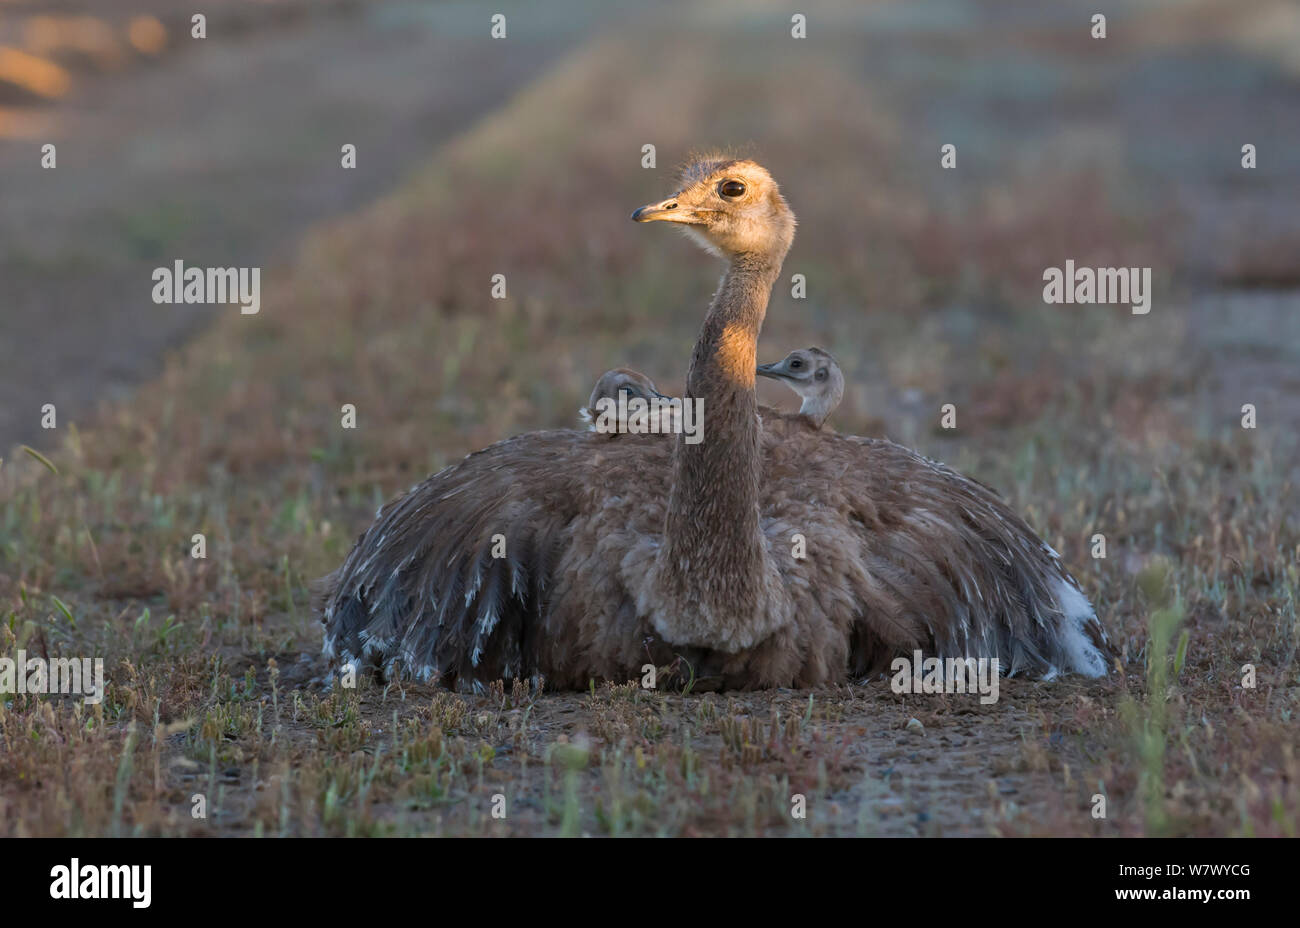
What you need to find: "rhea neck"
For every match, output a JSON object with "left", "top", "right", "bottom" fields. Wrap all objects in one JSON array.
[
  {"left": 799, "top": 395, "right": 826, "bottom": 425},
  {"left": 799, "top": 385, "right": 839, "bottom": 427},
  {"left": 690, "top": 252, "right": 782, "bottom": 395},
  {"left": 659, "top": 248, "right": 784, "bottom": 607}
]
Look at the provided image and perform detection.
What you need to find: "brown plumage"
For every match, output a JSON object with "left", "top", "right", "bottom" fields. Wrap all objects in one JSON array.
[
  {"left": 757, "top": 347, "right": 844, "bottom": 428},
  {"left": 317, "top": 155, "right": 1110, "bottom": 690}
]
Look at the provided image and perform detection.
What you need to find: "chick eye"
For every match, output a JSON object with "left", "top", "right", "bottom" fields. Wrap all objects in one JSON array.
[
  {"left": 789, "top": 358, "right": 803, "bottom": 369},
  {"left": 719, "top": 180, "right": 746, "bottom": 198}
]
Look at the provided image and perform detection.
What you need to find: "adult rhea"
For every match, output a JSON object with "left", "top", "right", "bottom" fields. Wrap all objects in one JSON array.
[{"left": 316, "top": 155, "right": 1109, "bottom": 690}]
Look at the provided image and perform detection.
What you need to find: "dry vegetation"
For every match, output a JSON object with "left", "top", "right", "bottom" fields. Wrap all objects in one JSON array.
[{"left": 2, "top": 3, "right": 1297, "bottom": 836}]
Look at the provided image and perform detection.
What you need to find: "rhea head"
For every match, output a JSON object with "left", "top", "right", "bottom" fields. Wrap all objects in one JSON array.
[
  {"left": 587, "top": 368, "right": 667, "bottom": 411},
  {"left": 631, "top": 156, "right": 796, "bottom": 261},
  {"left": 757, "top": 347, "right": 844, "bottom": 425}
]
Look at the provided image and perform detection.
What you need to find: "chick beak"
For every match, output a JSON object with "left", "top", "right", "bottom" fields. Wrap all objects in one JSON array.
[
  {"left": 631, "top": 197, "right": 699, "bottom": 224},
  {"left": 756, "top": 362, "right": 787, "bottom": 381}
]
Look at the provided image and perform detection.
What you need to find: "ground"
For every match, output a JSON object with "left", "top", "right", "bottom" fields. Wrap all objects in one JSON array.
[{"left": 1, "top": 0, "right": 1297, "bottom": 836}]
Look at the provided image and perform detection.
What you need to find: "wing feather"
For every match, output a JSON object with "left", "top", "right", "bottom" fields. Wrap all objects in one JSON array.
[{"left": 317, "top": 418, "right": 1110, "bottom": 689}]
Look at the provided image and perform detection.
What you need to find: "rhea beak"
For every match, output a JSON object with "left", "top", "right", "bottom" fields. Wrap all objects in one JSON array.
[
  {"left": 631, "top": 197, "right": 702, "bottom": 224},
  {"left": 622, "top": 388, "right": 669, "bottom": 405},
  {"left": 756, "top": 362, "right": 788, "bottom": 382}
]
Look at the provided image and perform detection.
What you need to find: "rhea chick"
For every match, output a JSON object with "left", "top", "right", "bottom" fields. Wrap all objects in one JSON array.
[
  {"left": 756, "top": 347, "right": 844, "bottom": 428},
  {"left": 579, "top": 368, "right": 671, "bottom": 434}
]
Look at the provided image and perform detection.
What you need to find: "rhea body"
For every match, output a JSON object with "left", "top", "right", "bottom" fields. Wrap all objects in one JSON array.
[
  {"left": 758, "top": 347, "right": 844, "bottom": 428},
  {"left": 317, "top": 156, "right": 1109, "bottom": 690}
]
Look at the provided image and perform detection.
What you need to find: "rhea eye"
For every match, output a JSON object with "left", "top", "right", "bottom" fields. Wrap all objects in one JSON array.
[
  {"left": 719, "top": 180, "right": 746, "bottom": 198},
  {"left": 789, "top": 358, "right": 803, "bottom": 369}
]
